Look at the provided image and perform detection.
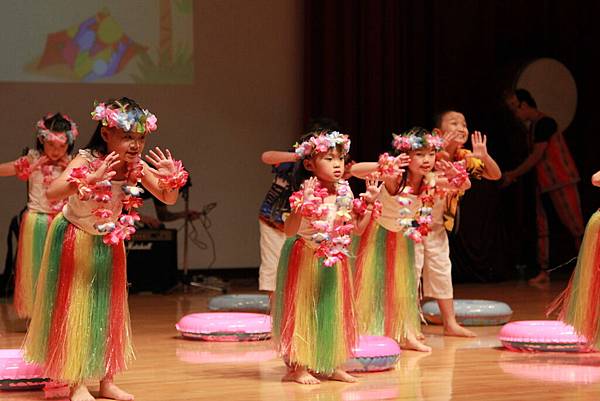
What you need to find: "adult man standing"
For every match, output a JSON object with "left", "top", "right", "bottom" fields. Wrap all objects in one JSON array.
[{"left": 504, "top": 89, "right": 583, "bottom": 285}]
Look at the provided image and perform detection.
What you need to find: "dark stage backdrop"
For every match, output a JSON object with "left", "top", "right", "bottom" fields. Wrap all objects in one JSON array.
[{"left": 303, "top": 0, "right": 600, "bottom": 281}]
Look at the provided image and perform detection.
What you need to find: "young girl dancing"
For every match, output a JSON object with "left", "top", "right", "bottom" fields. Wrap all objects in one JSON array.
[
  {"left": 0, "top": 113, "right": 78, "bottom": 318},
  {"left": 550, "top": 170, "right": 600, "bottom": 347},
  {"left": 272, "top": 130, "right": 380, "bottom": 384},
  {"left": 23, "top": 97, "right": 188, "bottom": 401},
  {"left": 353, "top": 128, "right": 473, "bottom": 353}
]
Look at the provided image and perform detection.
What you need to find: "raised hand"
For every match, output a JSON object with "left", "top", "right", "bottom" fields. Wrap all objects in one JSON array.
[
  {"left": 302, "top": 176, "right": 319, "bottom": 199},
  {"left": 145, "top": 147, "right": 177, "bottom": 177},
  {"left": 435, "top": 159, "right": 460, "bottom": 179},
  {"left": 30, "top": 155, "right": 50, "bottom": 171},
  {"left": 360, "top": 177, "right": 383, "bottom": 204},
  {"left": 469, "top": 131, "right": 488, "bottom": 160},
  {"left": 88, "top": 152, "right": 119, "bottom": 184}
]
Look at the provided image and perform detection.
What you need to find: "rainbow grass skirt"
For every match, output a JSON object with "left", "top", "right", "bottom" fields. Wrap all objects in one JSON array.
[
  {"left": 272, "top": 236, "right": 357, "bottom": 374},
  {"left": 23, "top": 214, "right": 133, "bottom": 383},
  {"left": 352, "top": 220, "right": 421, "bottom": 342},
  {"left": 554, "top": 210, "right": 600, "bottom": 348},
  {"left": 14, "top": 211, "right": 55, "bottom": 318}
]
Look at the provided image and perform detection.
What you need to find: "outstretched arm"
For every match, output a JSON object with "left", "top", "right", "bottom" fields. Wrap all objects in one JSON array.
[
  {"left": 502, "top": 142, "right": 547, "bottom": 185},
  {"left": 0, "top": 160, "right": 18, "bottom": 177},
  {"left": 261, "top": 151, "right": 299, "bottom": 165}
]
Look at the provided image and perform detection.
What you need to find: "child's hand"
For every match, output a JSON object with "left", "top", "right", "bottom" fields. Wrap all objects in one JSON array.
[
  {"left": 302, "top": 176, "right": 319, "bottom": 199},
  {"left": 31, "top": 155, "right": 50, "bottom": 171},
  {"left": 469, "top": 131, "right": 488, "bottom": 160},
  {"left": 361, "top": 177, "right": 382, "bottom": 204},
  {"left": 435, "top": 159, "right": 460, "bottom": 179},
  {"left": 442, "top": 130, "right": 462, "bottom": 149},
  {"left": 88, "top": 152, "right": 119, "bottom": 184},
  {"left": 396, "top": 154, "right": 410, "bottom": 171},
  {"left": 145, "top": 147, "right": 177, "bottom": 177}
]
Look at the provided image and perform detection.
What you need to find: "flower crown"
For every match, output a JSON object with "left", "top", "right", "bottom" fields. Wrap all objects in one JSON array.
[
  {"left": 36, "top": 113, "right": 79, "bottom": 145},
  {"left": 392, "top": 127, "right": 444, "bottom": 152},
  {"left": 294, "top": 131, "right": 351, "bottom": 159},
  {"left": 91, "top": 101, "right": 157, "bottom": 134}
]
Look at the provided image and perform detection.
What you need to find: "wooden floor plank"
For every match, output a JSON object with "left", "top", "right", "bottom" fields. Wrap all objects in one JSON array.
[{"left": 2, "top": 280, "right": 600, "bottom": 400}]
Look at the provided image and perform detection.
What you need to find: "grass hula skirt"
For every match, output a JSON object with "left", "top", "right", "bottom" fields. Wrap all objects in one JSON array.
[
  {"left": 272, "top": 236, "right": 357, "bottom": 374},
  {"left": 550, "top": 210, "right": 600, "bottom": 347},
  {"left": 23, "top": 214, "right": 133, "bottom": 384},
  {"left": 352, "top": 219, "right": 421, "bottom": 342},
  {"left": 14, "top": 210, "right": 54, "bottom": 318}
]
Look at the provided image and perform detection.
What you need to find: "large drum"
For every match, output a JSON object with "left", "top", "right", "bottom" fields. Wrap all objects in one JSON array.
[{"left": 515, "top": 57, "right": 577, "bottom": 132}]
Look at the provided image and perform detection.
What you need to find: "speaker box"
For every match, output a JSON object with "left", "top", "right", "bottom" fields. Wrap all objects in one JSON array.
[{"left": 126, "top": 229, "right": 178, "bottom": 293}]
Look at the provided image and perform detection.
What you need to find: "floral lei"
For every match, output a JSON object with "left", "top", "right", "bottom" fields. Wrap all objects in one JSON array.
[
  {"left": 396, "top": 162, "right": 469, "bottom": 242},
  {"left": 294, "top": 131, "right": 350, "bottom": 159},
  {"left": 91, "top": 102, "right": 157, "bottom": 134},
  {"left": 14, "top": 151, "right": 70, "bottom": 213},
  {"left": 68, "top": 156, "right": 145, "bottom": 245},
  {"left": 396, "top": 173, "right": 441, "bottom": 243},
  {"left": 290, "top": 179, "right": 381, "bottom": 266}
]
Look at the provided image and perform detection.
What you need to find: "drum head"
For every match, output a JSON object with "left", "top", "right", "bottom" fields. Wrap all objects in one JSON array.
[{"left": 515, "top": 58, "right": 577, "bottom": 131}]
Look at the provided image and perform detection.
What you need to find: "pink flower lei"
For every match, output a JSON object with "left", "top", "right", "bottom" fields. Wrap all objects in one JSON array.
[
  {"left": 289, "top": 179, "right": 377, "bottom": 266},
  {"left": 294, "top": 131, "right": 351, "bottom": 159},
  {"left": 14, "top": 151, "right": 69, "bottom": 213},
  {"left": 396, "top": 173, "right": 444, "bottom": 243},
  {"left": 68, "top": 156, "right": 145, "bottom": 245}
]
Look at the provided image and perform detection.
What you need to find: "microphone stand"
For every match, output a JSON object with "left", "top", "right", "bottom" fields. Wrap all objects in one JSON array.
[{"left": 174, "top": 182, "right": 225, "bottom": 293}]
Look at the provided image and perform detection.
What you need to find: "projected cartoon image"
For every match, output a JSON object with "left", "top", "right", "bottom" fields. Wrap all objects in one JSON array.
[
  {"left": 5, "top": 0, "right": 193, "bottom": 84},
  {"left": 35, "top": 10, "right": 147, "bottom": 82}
]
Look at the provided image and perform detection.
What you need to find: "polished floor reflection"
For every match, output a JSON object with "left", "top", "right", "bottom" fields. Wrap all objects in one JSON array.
[{"left": 2, "top": 280, "right": 600, "bottom": 400}]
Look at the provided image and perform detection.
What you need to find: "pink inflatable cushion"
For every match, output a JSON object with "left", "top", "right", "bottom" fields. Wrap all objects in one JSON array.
[
  {"left": 343, "top": 336, "right": 401, "bottom": 373},
  {"left": 0, "top": 349, "right": 49, "bottom": 390},
  {"left": 175, "top": 312, "right": 272, "bottom": 342},
  {"left": 498, "top": 320, "right": 593, "bottom": 352}
]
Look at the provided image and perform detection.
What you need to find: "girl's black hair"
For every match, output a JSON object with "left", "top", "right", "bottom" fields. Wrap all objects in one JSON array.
[
  {"left": 36, "top": 113, "right": 76, "bottom": 154},
  {"left": 84, "top": 97, "right": 144, "bottom": 157}
]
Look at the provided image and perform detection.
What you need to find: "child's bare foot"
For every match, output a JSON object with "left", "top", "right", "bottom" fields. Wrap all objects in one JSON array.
[
  {"left": 282, "top": 367, "right": 321, "bottom": 385},
  {"left": 99, "top": 381, "right": 134, "bottom": 400},
  {"left": 401, "top": 332, "right": 432, "bottom": 352},
  {"left": 416, "top": 332, "right": 425, "bottom": 341},
  {"left": 330, "top": 368, "right": 357, "bottom": 383},
  {"left": 444, "top": 322, "right": 476, "bottom": 337},
  {"left": 70, "top": 384, "right": 95, "bottom": 401}
]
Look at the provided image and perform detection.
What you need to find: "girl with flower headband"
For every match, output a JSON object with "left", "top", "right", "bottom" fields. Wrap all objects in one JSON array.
[
  {"left": 549, "top": 170, "right": 600, "bottom": 349},
  {"left": 0, "top": 113, "right": 77, "bottom": 319},
  {"left": 271, "top": 129, "right": 381, "bottom": 384},
  {"left": 352, "top": 127, "right": 474, "bottom": 350},
  {"left": 23, "top": 97, "right": 188, "bottom": 401}
]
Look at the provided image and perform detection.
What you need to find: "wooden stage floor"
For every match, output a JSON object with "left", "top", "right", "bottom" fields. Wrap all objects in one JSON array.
[{"left": 1, "top": 280, "right": 600, "bottom": 401}]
